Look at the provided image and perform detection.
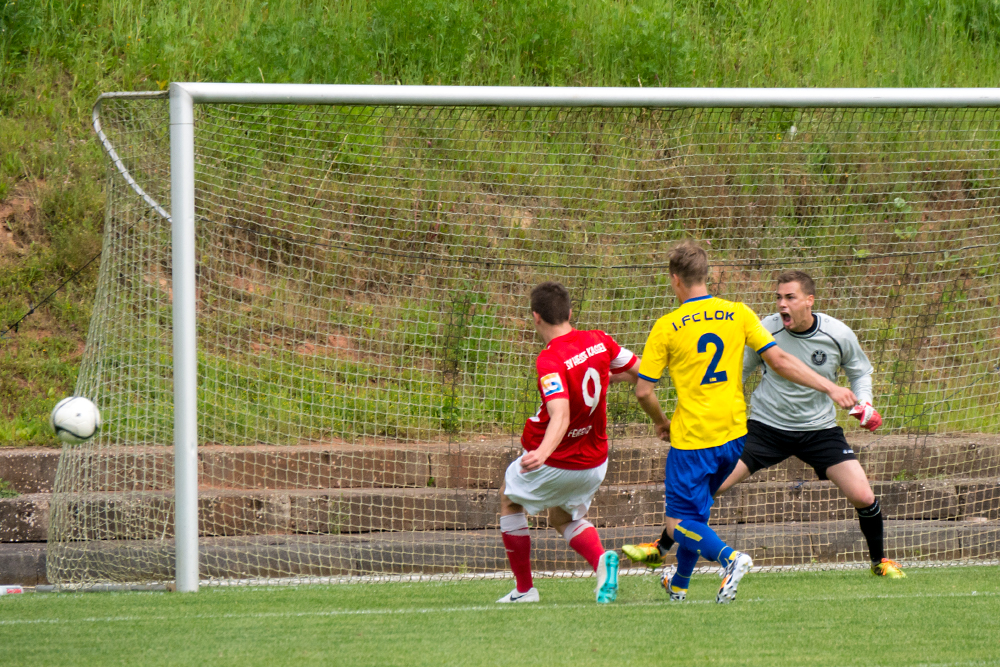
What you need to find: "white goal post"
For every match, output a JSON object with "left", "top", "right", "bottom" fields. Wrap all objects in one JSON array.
[{"left": 60, "top": 85, "right": 1000, "bottom": 592}]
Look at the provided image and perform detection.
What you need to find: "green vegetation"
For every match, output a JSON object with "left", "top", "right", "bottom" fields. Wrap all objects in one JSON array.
[
  {"left": 81, "top": 99, "right": 999, "bottom": 444},
  {"left": 1, "top": 567, "right": 998, "bottom": 666},
  {"left": 4, "top": 0, "right": 1000, "bottom": 444}
]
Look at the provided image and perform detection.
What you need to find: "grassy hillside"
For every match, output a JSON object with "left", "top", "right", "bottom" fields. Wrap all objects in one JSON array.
[{"left": 2, "top": 0, "right": 1000, "bottom": 445}]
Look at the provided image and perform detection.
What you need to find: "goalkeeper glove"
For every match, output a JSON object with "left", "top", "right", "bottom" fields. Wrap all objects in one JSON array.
[{"left": 849, "top": 402, "right": 882, "bottom": 432}]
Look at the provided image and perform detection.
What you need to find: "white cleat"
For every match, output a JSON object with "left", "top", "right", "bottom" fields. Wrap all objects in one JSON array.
[
  {"left": 716, "top": 552, "right": 753, "bottom": 604},
  {"left": 659, "top": 569, "right": 686, "bottom": 602},
  {"left": 496, "top": 586, "right": 540, "bottom": 603}
]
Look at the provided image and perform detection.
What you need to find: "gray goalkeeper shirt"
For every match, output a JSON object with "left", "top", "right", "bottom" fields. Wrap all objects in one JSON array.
[{"left": 743, "top": 312, "right": 873, "bottom": 431}]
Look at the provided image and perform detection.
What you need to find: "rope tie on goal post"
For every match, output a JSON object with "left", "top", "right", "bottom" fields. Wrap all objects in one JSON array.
[
  {"left": 0, "top": 250, "right": 104, "bottom": 344},
  {"left": 1, "top": 91, "right": 171, "bottom": 346}
]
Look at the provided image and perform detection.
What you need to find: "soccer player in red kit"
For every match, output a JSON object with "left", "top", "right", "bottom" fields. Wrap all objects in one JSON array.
[{"left": 496, "top": 282, "right": 639, "bottom": 604}]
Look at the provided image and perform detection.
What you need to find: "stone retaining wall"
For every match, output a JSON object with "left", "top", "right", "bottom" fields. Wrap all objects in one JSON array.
[
  {"left": 4, "top": 479, "right": 998, "bottom": 542},
  {"left": 2, "top": 435, "right": 997, "bottom": 584},
  {"left": 2, "top": 435, "right": 998, "bottom": 493}
]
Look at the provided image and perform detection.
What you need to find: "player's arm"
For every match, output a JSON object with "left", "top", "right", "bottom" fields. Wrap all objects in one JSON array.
[
  {"left": 635, "top": 379, "right": 670, "bottom": 442},
  {"left": 608, "top": 344, "right": 640, "bottom": 385},
  {"left": 634, "top": 323, "right": 670, "bottom": 441},
  {"left": 742, "top": 345, "right": 763, "bottom": 385},
  {"left": 759, "top": 346, "right": 857, "bottom": 409},
  {"left": 610, "top": 362, "right": 640, "bottom": 385},
  {"left": 520, "top": 398, "right": 570, "bottom": 472},
  {"left": 847, "top": 370, "right": 873, "bottom": 406},
  {"left": 841, "top": 331, "right": 881, "bottom": 431}
]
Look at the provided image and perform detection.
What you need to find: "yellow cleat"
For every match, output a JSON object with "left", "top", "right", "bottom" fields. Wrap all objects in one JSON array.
[
  {"left": 622, "top": 541, "right": 665, "bottom": 568},
  {"left": 871, "top": 558, "right": 906, "bottom": 579}
]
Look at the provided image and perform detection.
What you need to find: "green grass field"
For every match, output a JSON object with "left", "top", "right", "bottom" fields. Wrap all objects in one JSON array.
[{"left": 2, "top": 566, "right": 998, "bottom": 666}]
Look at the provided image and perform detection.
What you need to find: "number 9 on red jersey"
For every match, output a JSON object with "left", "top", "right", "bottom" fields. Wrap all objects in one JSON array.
[{"left": 521, "top": 329, "right": 636, "bottom": 470}]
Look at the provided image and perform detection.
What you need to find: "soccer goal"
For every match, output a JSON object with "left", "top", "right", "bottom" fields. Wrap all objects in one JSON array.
[{"left": 49, "top": 85, "right": 1000, "bottom": 591}]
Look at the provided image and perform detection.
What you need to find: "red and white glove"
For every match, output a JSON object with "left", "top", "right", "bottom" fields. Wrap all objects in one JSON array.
[{"left": 849, "top": 402, "right": 882, "bottom": 432}]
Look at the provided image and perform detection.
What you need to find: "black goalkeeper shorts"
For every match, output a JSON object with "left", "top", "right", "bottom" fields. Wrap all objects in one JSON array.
[{"left": 740, "top": 420, "right": 857, "bottom": 481}]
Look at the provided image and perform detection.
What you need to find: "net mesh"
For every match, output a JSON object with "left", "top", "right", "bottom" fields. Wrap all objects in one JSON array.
[{"left": 48, "top": 94, "right": 1000, "bottom": 586}]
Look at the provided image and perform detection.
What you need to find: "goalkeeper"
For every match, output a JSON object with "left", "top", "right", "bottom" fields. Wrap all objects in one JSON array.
[{"left": 624, "top": 270, "right": 905, "bottom": 579}]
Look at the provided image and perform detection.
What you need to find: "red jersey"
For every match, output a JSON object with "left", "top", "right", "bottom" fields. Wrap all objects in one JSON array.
[{"left": 521, "top": 329, "right": 637, "bottom": 470}]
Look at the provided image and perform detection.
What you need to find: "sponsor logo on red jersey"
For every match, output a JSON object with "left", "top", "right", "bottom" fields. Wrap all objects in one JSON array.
[{"left": 540, "top": 372, "right": 564, "bottom": 397}]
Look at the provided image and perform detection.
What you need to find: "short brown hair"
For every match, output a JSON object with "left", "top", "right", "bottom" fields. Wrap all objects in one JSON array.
[
  {"left": 530, "top": 281, "right": 571, "bottom": 325},
  {"left": 776, "top": 270, "right": 816, "bottom": 296},
  {"left": 668, "top": 240, "right": 709, "bottom": 287}
]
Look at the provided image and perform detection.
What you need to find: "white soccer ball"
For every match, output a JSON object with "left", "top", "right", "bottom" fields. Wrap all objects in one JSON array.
[{"left": 50, "top": 397, "right": 102, "bottom": 444}]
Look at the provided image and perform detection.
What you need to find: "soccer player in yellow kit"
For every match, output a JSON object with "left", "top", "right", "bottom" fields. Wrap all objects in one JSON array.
[{"left": 631, "top": 241, "right": 858, "bottom": 603}]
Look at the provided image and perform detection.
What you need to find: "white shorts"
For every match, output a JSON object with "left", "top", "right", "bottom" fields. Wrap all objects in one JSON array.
[{"left": 502, "top": 454, "right": 607, "bottom": 521}]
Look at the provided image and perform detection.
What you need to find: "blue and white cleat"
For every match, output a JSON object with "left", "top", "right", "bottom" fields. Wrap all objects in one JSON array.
[
  {"left": 659, "top": 568, "right": 686, "bottom": 602},
  {"left": 596, "top": 550, "right": 619, "bottom": 604},
  {"left": 497, "top": 586, "right": 539, "bottom": 603},
  {"left": 716, "top": 552, "right": 753, "bottom": 604}
]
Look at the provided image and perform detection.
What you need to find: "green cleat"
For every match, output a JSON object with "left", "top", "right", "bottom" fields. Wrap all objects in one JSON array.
[{"left": 621, "top": 541, "right": 665, "bottom": 568}]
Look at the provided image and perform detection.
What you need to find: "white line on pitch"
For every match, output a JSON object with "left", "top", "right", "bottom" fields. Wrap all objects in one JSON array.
[{"left": 1, "top": 590, "right": 997, "bottom": 627}]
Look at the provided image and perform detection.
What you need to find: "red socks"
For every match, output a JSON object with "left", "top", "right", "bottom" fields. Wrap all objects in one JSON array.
[
  {"left": 501, "top": 515, "right": 605, "bottom": 589},
  {"left": 565, "top": 520, "right": 604, "bottom": 571},
  {"left": 500, "top": 513, "right": 533, "bottom": 593}
]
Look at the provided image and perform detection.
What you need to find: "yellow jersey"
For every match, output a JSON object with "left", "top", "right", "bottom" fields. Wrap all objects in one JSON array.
[{"left": 638, "top": 295, "right": 776, "bottom": 450}]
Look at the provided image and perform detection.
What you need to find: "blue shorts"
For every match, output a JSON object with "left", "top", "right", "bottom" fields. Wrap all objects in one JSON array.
[{"left": 664, "top": 436, "right": 746, "bottom": 523}]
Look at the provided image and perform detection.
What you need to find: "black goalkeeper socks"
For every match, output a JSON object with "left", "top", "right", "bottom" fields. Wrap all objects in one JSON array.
[
  {"left": 658, "top": 527, "right": 676, "bottom": 557},
  {"left": 857, "top": 499, "right": 885, "bottom": 563}
]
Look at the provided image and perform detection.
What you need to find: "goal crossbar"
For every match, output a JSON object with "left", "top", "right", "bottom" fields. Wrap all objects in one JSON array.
[{"left": 173, "top": 84, "right": 1000, "bottom": 107}]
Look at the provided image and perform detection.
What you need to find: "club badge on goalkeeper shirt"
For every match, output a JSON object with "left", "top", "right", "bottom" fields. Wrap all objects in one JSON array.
[{"left": 637, "top": 295, "right": 775, "bottom": 450}]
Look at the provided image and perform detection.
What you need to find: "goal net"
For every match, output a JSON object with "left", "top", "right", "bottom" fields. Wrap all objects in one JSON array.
[{"left": 48, "top": 88, "right": 1000, "bottom": 587}]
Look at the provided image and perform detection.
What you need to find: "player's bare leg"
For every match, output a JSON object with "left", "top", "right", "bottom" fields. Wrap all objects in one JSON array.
[
  {"left": 549, "top": 507, "right": 618, "bottom": 603},
  {"left": 496, "top": 480, "right": 539, "bottom": 602},
  {"left": 547, "top": 505, "right": 572, "bottom": 535},
  {"left": 824, "top": 460, "right": 874, "bottom": 507},
  {"left": 714, "top": 460, "right": 752, "bottom": 498},
  {"left": 825, "top": 460, "right": 905, "bottom": 578},
  {"left": 499, "top": 480, "right": 524, "bottom": 517}
]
